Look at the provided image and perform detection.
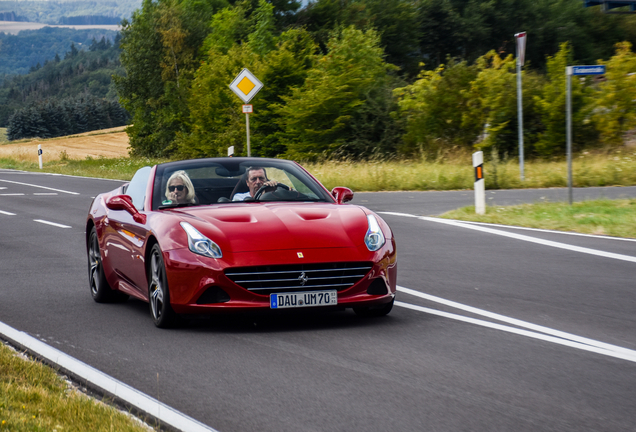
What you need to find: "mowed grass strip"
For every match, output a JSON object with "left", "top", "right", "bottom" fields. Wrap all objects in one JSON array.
[
  {"left": 1, "top": 148, "right": 636, "bottom": 190},
  {"left": 0, "top": 156, "right": 167, "bottom": 181},
  {"left": 0, "top": 343, "right": 152, "bottom": 431},
  {"left": 440, "top": 199, "right": 636, "bottom": 239}
]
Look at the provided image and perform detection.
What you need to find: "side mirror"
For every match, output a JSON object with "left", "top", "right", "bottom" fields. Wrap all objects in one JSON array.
[
  {"left": 331, "top": 187, "right": 354, "bottom": 204},
  {"left": 106, "top": 195, "right": 147, "bottom": 224}
]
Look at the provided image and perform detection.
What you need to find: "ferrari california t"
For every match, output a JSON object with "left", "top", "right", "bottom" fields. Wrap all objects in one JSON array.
[{"left": 86, "top": 157, "right": 396, "bottom": 327}]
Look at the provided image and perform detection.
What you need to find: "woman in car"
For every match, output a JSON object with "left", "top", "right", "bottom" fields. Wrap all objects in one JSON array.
[{"left": 165, "top": 170, "right": 197, "bottom": 204}]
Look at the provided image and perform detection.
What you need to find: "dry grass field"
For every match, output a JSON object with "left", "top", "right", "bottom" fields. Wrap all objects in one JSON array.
[
  {"left": 0, "top": 126, "right": 130, "bottom": 162},
  {"left": 0, "top": 21, "right": 120, "bottom": 35}
]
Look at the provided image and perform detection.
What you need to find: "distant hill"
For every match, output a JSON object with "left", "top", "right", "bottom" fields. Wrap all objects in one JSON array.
[
  {"left": 0, "top": 0, "right": 142, "bottom": 24},
  {"left": 0, "top": 35, "right": 125, "bottom": 127},
  {"left": 0, "top": 26, "right": 120, "bottom": 76}
]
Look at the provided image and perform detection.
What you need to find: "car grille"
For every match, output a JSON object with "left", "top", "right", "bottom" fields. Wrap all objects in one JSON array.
[{"left": 225, "top": 262, "right": 373, "bottom": 295}]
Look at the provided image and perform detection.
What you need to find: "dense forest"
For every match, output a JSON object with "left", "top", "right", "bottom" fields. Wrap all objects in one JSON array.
[
  {"left": 113, "top": 0, "right": 636, "bottom": 161},
  {"left": 0, "top": 35, "right": 124, "bottom": 127},
  {"left": 0, "top": 0, "right": 141, "bottom": 24},
  {"left": 5, "top": 94, "right": 129, "bottom": 140},
  {"left": 0, "top": 27, "right": 121, "bottom": 77},
  {"left": 3, "top": 0, "right": 636, "bottom": 160}
]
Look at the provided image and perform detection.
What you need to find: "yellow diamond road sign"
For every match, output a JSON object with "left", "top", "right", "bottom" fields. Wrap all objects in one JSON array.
[{"left": 229, "top": 68, "right": 263, "bottom": 104}]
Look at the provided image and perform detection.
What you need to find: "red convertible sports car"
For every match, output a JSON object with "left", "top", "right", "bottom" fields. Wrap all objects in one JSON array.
[{"left": 86, "top": 157, "right": 396, "bottom": 327}]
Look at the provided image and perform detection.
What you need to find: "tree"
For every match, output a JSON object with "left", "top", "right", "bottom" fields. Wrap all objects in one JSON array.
[
  {"left": 277, "top": 26, "right": 398, "bottom": 159},
  {"left": 533, "top": 42, "right": 596, "bottom": 157},
  {"left": 115, "top": 0, "right": 229, "bottom": 156},
  {"left": 593, "top": 42, "right": 636, "bottom": 146},
  {"left": 395, "top": 59, "right": 478, "bottom": 156}
]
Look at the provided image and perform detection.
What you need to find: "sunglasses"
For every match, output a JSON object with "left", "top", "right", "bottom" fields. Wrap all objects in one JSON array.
[{"left": 168, "top": 185, "right": 185, "bottom": 192}]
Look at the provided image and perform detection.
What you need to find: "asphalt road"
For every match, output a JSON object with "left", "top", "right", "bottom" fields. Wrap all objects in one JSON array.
[{"left": 1, "top": 169, "right": 635, "bottom": 432}]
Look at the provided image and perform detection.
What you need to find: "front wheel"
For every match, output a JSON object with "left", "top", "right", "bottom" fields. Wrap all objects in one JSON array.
[
  {"left": 353, "top": 298, "right": 394, "bottom": 317},
  {"left": 88, "top": 227, "right": 128, "bottom": 303},
  {"left": 148, "top": 244, "right": 177, "bottom": 328}
]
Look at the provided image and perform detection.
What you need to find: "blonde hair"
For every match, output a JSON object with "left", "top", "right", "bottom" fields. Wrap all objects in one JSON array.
[{"left": 165, "top": 170, "right": 196, "bottom": 203}]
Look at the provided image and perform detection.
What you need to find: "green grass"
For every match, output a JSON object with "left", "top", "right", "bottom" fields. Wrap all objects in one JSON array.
[
  {"left": 440, "top": 199, "right": 636, "bottom": 238},
  {"left": 0, "top": 343, "right": 152, "bottom": 431},
  {"left": 0, "top": 128, "right": 7, "bottom": 144},
  {"left": 0, "top": 156, "right": 167, "bottom": 181},
  {"left": 1, "top": 148, "right": 635, "bottom": 188},
  {"left": 305, "top": 150, "right": 636, "bottom": 191}
]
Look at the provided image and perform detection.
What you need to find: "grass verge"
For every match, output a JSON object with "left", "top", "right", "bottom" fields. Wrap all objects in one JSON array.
[
  {"left": 1, "top": 149, "right": 635, "bottom": 189},
  {"left": 305, "top": 150, "right": 636, "bottom": 191},
  {"left": 440, "top": 199, "right": 636, "bottom": 239},
  {"left": 0, "top": 128, "right": 7, "bottom": 144},
  {"left": 0, "top": 156, "right": 167, "bottom": 181},
  {"left": 0, "top": 342, "right": 151, "bottom": 431}
]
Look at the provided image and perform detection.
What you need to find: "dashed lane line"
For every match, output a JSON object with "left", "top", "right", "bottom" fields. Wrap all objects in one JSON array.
[{"left": 34, "top": 219, "right": 72, "bottom": 229}]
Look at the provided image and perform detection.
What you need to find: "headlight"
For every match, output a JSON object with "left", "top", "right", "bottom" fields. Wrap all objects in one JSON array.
[
  {"left": 180, "top": 222, "right": 222, "bottom": 258},
  {"left": 364, "top": 215, "right": 385, "bottom": 251}
]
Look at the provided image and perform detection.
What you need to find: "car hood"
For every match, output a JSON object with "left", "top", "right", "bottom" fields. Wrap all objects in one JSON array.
[{"left": 177, "top": 203, "right": 369, "bottom": 253}]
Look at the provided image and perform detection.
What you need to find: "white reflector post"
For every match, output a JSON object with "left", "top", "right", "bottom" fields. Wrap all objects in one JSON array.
[
  {"left": 38, "top": 144, "right": 43, "bottom": 169},
  {"left": 473, "top": 151, "right": 485, "bottom": 215},
  {"left": 228, "top": 146, "right": 234, "bottom": 157}
]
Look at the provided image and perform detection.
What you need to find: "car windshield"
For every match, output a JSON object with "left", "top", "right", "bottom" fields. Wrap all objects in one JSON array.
[{"left": 151, "top": 158, "right": 334, "bottom": 210}]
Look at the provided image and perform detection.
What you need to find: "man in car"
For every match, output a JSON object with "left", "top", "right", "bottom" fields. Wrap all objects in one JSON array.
[{"left": 232, "top": 167, "right": 278, "bottom": 201}]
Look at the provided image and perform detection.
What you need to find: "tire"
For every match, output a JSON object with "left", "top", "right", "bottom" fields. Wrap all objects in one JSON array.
[
  {"left": 88, "top": 227, "right": 128, "bottom": 303},
  {"left": 353, "top": 298, "right": 394, "bottom": 317},
  {"left": 148, "top": 243, "right": 177, "bottom": 328}
]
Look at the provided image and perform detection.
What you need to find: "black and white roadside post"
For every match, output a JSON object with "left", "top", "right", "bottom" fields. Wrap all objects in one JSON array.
[
  {"left": 565, "top": 65, "right": 606, "bottom": 204},
  {"left": 38, "top": 144, "right": 43, "bottom": 169},
  {"left": 473, "top": 151, "right": 485, "bottom": 215},
  {"left": 228, "top": 146, "right": 234, "bottom": 157},
  {"left": 515, "top": 31, "right": 527, "bottom": 181},
  {"left": 229, "top": 68, "right": 263, "bottom": 157}
]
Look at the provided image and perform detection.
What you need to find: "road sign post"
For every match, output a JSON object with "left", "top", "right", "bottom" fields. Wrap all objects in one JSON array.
[
  {"left": 515, "top": 32, "right": 527, "bottom": 181},
  {"left": 229, "top": 69, "right": 263, "bottom": 157},
  {"left": 565, "top": 65, "right": 606, "bottom": 204}
]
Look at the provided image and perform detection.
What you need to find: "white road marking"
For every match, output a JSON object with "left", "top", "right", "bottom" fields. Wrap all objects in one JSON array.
[
  {"left": 0, "top": 193, "right": 25, "bottom": 196},
  {"left": 381, "top": 212, "right": 636, "bottom": 263},
  {"left": 456, "top": 219, "right": 636, "bottom": 243},
  {"left": 397, "top": 286, "right": 635, "bottom": 356},
  {"left": 0, "top": 320, "right": 219, "bottom": 432},
  {"left": 33, "top": 193, "right": 58, "bottom": 196},
  {"left": 34, "top": 219, "right": 72, "bottom": 229},
  {"left": 0, "top": 179, "right": 79, "bottom": 195},
  {"left": 0, "top": 210, "right": 16, "bottom": 215},
  {"left": 395, "top": 301, "right": 636, "bottom": 363}
]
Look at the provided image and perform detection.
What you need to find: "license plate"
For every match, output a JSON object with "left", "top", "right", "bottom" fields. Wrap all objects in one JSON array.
[{"left": 270, "top": 290, "right": 337, "bottom": 309}]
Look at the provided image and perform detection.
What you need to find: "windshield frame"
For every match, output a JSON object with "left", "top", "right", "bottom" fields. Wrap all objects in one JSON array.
[{"left": 151, "top": 157, "right": 335, "bottom": 210}]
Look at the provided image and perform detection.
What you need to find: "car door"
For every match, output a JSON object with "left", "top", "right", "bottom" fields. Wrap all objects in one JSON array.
[{"left": 105, "top": 167, "right": 152, "bottom": 296}]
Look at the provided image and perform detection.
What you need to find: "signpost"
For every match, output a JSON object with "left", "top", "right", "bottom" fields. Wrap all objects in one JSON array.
[
  {"left": 229, "top": 69, "right": 263, "bottom": 157},
  {"left": 565, "top": 65, "right": 606, "bottom": 204},
  {"left": 515, "top": 32, "right": 527, "bottom": 181}
]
